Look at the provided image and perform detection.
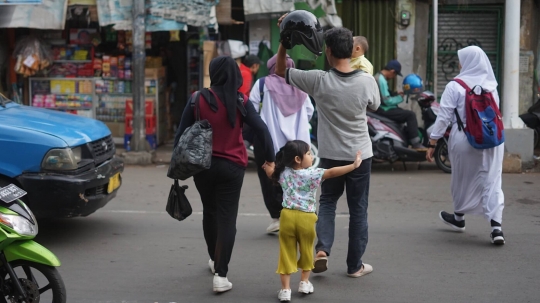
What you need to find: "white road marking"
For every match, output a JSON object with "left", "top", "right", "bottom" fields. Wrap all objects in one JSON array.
[{"left": 103, "top": 210, "right": 350, "bottom": 218}]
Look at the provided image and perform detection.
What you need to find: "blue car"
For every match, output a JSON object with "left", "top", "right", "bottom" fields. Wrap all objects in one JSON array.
[{"left": 0, "top": 99, "right": 124, "bottom": 218}]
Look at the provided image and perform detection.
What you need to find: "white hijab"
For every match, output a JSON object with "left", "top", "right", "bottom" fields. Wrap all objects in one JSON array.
[{"left": 456, "top": 46, "right": 498, "bottom": 92}]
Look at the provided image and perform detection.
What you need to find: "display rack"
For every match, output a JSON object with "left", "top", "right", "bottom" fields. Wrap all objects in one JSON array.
[
  {"left": 29, "top": 78, "right": 95, "bottom": 119},
  {"left": 29, "top": 71, "right": 167, "bottom": 146}
]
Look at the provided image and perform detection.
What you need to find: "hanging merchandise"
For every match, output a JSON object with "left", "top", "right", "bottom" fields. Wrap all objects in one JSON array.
[{"left": 13, "top": 36, "right": 53, "bottom": 77}]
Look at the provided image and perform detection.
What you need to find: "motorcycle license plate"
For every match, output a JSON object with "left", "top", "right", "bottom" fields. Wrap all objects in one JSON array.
[
  {"left": 107, "top": 173, "right": 121, "bottom": 194},
  {"left": 0, "top": 184, "right": 27, "bottom": 203}
]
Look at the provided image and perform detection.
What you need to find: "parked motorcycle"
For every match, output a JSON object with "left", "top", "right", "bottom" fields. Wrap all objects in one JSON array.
[
  {"left": 0, "top": 181, "right": 66, "bottom": 302},
  {"left": 368, "top": 91, "right": 452, "bottom": 173},
  {"left": 519, "top": 98, "right": 540, "bottom": 148}
]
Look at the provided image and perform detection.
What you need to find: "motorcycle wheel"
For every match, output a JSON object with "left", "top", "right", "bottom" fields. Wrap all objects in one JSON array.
[
  {"left": 2, "top": 260, "right": 66, "bottom": 303},
  {"left": 311, "top": 141, "right": 320, "bottom": 168},
  {"left": 434, "top": 140, "right": 452, "bottom": 174}
]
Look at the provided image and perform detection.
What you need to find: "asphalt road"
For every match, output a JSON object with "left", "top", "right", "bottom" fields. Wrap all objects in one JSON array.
[{"left": 34, "top": 165, "right": 540, "bottom": 303}]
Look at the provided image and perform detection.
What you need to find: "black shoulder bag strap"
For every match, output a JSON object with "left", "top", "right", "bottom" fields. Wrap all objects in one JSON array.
[
  {"left": 258, "top": 77, "right": 266, "bottom": 113},
  {"left": 190, "top": 90, "right": 201, "bottom": 121}
]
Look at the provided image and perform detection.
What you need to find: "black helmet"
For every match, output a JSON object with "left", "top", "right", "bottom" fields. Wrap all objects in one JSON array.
[{"left": 280, "top": 10, "right": 324, "bottom": 56}]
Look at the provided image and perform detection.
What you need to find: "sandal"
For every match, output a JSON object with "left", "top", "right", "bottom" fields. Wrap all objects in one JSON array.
[{"left": 312, "top": 257, "right": 328, "bottom": 273}]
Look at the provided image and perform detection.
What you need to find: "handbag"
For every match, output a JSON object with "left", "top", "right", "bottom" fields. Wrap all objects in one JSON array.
[
  {"left": 166, "top": 180, "right": 192, "bottom": 221},
  {"left": 167, "top": 91, "right": 213, "bottom": 180}
]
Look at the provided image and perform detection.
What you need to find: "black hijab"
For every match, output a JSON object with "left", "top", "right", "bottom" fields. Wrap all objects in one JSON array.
[{"left": 201, "top": 56, "right": 246, "bottom": 128}]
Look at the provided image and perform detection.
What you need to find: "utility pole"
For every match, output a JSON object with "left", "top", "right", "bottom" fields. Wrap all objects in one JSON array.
[{"left": 132, "top": 0, "right": 146, "bottom": 151}]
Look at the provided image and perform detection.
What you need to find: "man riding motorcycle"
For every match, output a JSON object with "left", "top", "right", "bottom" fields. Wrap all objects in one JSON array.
[{"left": 374, "top": 60, "right": 427, "bottom": 150}]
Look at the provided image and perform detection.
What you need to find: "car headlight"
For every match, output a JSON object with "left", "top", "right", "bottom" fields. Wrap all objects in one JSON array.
[
  {"left": 0, "top": 213, "right": 38, "bottom": 236},
  {"left": 41, "top": 147, "right": 82, "bottom": 171}
]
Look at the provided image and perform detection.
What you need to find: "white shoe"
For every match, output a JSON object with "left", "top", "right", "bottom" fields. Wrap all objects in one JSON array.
[
  {"left": 208, "top": 259, "right": 215, "bottom": 274},
  {"left": 347, "top": 263, "right": 373, "bottom": 278},
  {"left": 266, "top": 219, "right": 280, "bottom": 233},
  {"left": 298, "top": 281, "right": 314, "bottom": 294},
  {"left": 278, "top": 289, "right": 291, "bottom": 301},
  {"left": 213, "top": 274, "right": 232, "bottom": 292}
]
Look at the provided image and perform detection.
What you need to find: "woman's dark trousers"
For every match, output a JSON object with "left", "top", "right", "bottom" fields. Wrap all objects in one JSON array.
[{"left": 194, "top": 157, "right": 245, "bottom": 277}]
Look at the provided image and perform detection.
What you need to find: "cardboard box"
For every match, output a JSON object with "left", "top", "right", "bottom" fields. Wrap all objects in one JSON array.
[
  {"left": 104, "top": 121, "right": 125, "bottom": 138},
  {"left": 144, "top": 67, "right": 166, "bottom": 79},
  {"left": 145, "top": 56, "right": 162, "bottom": 68},
  {"left": 203, "top": 41, "right": 218, "bottom": 88}
]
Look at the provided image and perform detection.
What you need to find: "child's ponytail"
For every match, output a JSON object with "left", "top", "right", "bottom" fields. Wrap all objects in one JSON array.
[{"left": 271, "top": 140, "right": 310, "bottom": 184}]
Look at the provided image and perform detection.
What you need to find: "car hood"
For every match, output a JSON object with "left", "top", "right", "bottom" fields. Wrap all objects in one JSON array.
[{"left": 0, "top": 103, "right": 110, "bottom": 147}]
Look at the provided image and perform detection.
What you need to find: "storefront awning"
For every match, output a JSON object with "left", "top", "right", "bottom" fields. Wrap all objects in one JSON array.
[{"left": 243, "top": 0, "right": 342, "bottom": 28}]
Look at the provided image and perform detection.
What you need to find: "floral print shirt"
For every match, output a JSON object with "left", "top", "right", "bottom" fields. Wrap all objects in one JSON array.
[{"left": 279, "top": 167, "right": 325, "bottom": 213}]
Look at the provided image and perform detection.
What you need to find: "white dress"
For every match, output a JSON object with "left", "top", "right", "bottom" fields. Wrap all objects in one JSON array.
[
  {"left": 430, "top": 81, "right": 504, "bottom": 223},
  {"left": 249, "top": 79, "right": 314, "bottom": 154}
]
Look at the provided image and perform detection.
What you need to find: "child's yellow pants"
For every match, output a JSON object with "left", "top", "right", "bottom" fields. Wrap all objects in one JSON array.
[{"left": 276, "top": 208, "right": 317, "bottom": 275}]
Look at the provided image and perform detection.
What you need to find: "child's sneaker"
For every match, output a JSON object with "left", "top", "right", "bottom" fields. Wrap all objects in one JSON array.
[
  {"left": 213, "top": 274, "right": 232, "bottom": 293},
  {"left": 278, "top": 289, "right": 291, "bottom": 301},
  {"left": 298, "top": 281, "right": 314, "bottom": 294}
]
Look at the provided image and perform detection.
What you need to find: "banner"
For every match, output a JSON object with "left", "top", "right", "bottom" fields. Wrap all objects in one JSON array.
[
  {"left": 96, "top": 0, "right": 132, "bottom": 30},
  {"left": 146, "top": 0, "right": 216, "bottom": 31},
  {"left": 0, "top": 0, "right": 67, "bottom": 29},
  {"left": 96, "top": 0, "right": 218, "bottom": 32},
  {"left": 0, "top": 1, "right": 42, "bottom": 4}
]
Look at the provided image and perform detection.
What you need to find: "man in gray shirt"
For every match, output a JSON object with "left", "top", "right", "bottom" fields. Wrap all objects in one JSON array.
[{"left": 275, "top": 24, "right": 380, "bottom": 278}]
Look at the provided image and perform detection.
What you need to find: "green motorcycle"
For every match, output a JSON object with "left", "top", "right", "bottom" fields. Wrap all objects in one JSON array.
[{"left": 0, "top": 183, "right": 66, "bottom": 303}]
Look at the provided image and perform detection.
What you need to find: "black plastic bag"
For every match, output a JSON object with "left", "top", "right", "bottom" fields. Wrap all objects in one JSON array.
[{"left": 166, "top": 180, "right": 192, "bottom": 221}]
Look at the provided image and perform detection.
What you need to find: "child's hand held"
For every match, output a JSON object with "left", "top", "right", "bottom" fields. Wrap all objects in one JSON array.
[{"left": 353, "top": 151, "right": 362, "bottom": 168}]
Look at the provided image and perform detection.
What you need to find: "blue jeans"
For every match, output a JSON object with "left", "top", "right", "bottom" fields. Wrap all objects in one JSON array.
[{"left": 315, "top": 157, "right": 372, "bottom": 275}]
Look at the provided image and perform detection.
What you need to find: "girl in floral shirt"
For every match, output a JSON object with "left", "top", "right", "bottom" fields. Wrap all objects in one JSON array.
[{"left": 263, "top": 140, "right": 362, "bottom": 301}]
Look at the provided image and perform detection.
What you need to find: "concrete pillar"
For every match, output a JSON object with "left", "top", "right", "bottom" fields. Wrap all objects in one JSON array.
[
  {"left": 396, "top": 0, "right": 416, "bottom": 112},
  {"left": 502, "top": 0, "right": 524, "bottom": 129},
  {"left": 502, "top": 0, "right": 535, "bottom": 168}
]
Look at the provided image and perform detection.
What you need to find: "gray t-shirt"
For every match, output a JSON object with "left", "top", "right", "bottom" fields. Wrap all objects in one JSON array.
[{"left": 286, "top": 68, "right": 380, "bottom": 161}]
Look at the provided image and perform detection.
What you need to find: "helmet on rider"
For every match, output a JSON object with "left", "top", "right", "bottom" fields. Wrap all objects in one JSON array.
[
  {"left": 280, "top": 10, "right": 324, "bottom": 56},
  {"left": 402, "top": 74, "right": 423, "bottom": 95}
]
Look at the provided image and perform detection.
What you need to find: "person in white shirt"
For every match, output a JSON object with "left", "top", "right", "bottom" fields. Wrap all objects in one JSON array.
[{"left": 249, "top": 54, "right": 314, "bottom": 234}]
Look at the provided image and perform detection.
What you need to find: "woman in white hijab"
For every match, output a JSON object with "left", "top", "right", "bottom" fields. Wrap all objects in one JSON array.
[{"left": 426, "top": 46, "right": 505, "bottom": 245}]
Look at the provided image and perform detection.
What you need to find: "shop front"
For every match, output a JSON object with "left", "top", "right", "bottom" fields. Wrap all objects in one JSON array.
[{"left": 0, "top": 0, "right": 218, "bottom": 149}]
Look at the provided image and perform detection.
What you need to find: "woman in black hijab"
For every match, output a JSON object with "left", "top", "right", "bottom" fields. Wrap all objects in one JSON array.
[{"left": 175, "top": 56, "right": 275, "bottom": 293}]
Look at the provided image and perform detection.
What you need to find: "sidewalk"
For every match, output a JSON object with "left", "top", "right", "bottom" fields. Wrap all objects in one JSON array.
[{"left": 116, "top": 144, "right": 540, "bottom": 173}]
